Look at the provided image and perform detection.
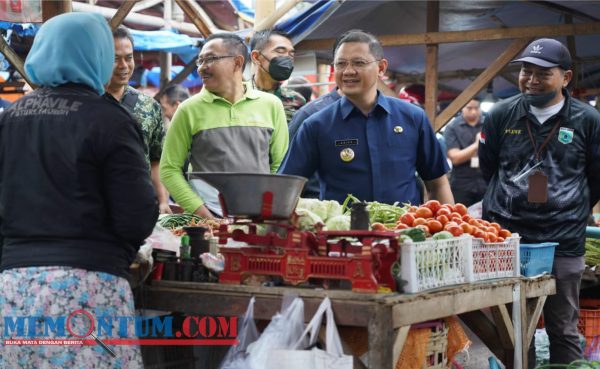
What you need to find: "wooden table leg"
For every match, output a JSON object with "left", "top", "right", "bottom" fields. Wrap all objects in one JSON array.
[
  {"left": 368, "top": 304, "right": 394, "bottom": 369},
  {"left": 392, "top": 325, "right": 410, "bottom": 367}
]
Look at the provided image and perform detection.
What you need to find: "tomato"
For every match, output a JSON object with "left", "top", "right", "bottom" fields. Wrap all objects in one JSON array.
[
  {"left": 468, "top": 218, "right": 481, "bottom": 227},
  {"left": 461, "top": 214, "right": 473, "bottom": 222},
  {"left": 395, "top": 223, "right": 409, "bottom": 230},
  {"left": 480, "top": 220, "right": 490, "bottom": 227},
  {"left": 485, "top": 226, "right": 499, "bottom": 236},
  {"left": 436, "top": 207, "right": 451, "bottom": 216},
  {"left": 371, "top": 222, "right": 386, "bottom": 231},
  {"left": 426, "top": 219, "right": 443, "bottom": 233},
  {"left": 415, "top": 224, "right": 430, "bottom": 235},
  {"left": 450, "top": 212, "right": 462, "bottom": 220},
  {"left": 436, "top": 214, "right": 449, "bottom": 226},
  {"left": 454, "top": 203, "right": 468, "bottom": 216},
  {"left": 400, "top": 213, "right": 415, "bottom": 226},
  {"left": 413, "top": 218, "right": 428, "bottom": 226},
  {"left": 496, "top": 236, "right": 505, "bottom": 242},
  {"left": 447, "top": 226, "right": 463, "bottom": 237},
  {"left": 486, "top": 232, "right": 498, "bottom": 242},
  {"left": 444, "top": 221, "right": 459, "bottom": 231},
  {"left": 460, "top": 222, "right": 473, "bottom": 235},
  {"left": 424, "top": 200, "right": 441, "bottom": 215},
  {"left": 450, "top": 215, "right": 463, "bottom": 223},
  {"left": 490, "top": 222, "right": 502, "bottom": 232},
  {"left": 408, "top": 205, "right": 418, "bottom": 213},
  {"left": 415, "top": 206, "right": 434, "bottom": 219},
  {"left": 499, "top": 229, "right": 512, "bottom": 238},
  {"left": 473, "top": 228, "right": 486, "bottom": 239}
]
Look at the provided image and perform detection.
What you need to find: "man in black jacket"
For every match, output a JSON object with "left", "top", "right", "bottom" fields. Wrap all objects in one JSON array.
[{"left": 479, "top": 38, "right": 600, "bottom": 365}]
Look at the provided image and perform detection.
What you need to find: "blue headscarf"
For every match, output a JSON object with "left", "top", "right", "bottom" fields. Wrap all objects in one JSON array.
[{"left": 25, "top": 12, "right": 114, "bottom": 95}]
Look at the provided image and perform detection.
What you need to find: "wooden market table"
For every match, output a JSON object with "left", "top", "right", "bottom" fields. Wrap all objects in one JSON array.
[{"left": 139, "top": 276, "right": 555, "bottom": 369}]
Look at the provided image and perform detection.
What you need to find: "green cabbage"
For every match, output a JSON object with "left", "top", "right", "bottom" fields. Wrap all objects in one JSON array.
[{"left": 325, "top": 215, "right": 351, "bottom": 231}]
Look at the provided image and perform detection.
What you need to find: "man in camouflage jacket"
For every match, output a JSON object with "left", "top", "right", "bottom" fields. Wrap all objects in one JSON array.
[{"left": 250, "top": 29, "right": 306, "bottom": 123}]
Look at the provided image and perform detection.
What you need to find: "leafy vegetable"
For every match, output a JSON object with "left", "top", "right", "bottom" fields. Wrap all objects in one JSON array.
[
  {"left": 325, "top": 215, "right": 351, "bottom": 231},
  {"left": 342, "top": 194, "right": 409, "bottom": 224}
]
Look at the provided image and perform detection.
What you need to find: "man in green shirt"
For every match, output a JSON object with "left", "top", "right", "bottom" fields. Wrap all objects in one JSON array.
[
  {"left": 160, "top": 33, "right": 288, "bottom": 219},
  {"left": 105, "top": 26, "right": 171, "bottom": 214},
  {"left": 250, "top": 29, "right": 306, "bottom": 123}
]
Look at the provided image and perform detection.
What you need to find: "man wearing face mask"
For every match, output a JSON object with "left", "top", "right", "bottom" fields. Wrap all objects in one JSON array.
[
  {"left": 250, "top": 29, "right": 306, "bottom": 123},
  {"left": 479, "top": 38, "right": 600, "bottom": 366}
]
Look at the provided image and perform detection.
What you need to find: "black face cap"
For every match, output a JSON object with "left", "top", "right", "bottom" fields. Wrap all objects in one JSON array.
[{"left": 512, "top": 38, "right": 572, "bottom": 70}]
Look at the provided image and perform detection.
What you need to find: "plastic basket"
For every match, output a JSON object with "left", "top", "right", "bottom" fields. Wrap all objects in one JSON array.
[
  {"left": 580, "top": 299, "right": 600, "bottom": 357},
  {"left": 395, "top": 320, "right": 448, "bottom": 369},
  {"left": 400, "top": 235, "right": 473, "bottom": 293},
  {"left": 471, "top": 235, "right": 520, "bottom": 281},
  {"left": 519, "top": 242, "right": 557, "bottom": 277}
]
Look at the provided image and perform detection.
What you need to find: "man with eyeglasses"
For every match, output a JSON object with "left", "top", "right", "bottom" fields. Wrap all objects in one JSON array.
[
  {"left": 280, "top": 29, "right": 453, "bottom": 206},
  {"left": 250, "top": 29, "right": 306, "bottom": 123},
  {"left": 159, "top": 33, "right": 288, "bottom": 219},
  {"left": 479, "top": 38, "right": 600, "bottom": 366}
]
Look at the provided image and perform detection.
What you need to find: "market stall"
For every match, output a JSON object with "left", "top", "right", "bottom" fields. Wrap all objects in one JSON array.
[
  {"left": 138, "top": 276, "right": 555, "bottom": 369},
  {"left": 135, "top": 173, "right": 560, "bottom": 369}
]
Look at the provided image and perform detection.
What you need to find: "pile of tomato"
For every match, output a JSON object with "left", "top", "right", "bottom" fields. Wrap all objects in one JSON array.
[{"left": 395, "top": 200, "right": 512, "bottom": 243}]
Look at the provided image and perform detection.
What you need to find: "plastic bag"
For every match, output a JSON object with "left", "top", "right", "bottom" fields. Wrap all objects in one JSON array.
[
  {"left": 219, "top": 297, "right": 259, "bottom": 369},
  {"left": 145, "top": 224, "right": 181, "bottom": 255},
  {"left": 266, "top": 297, "right": 352, "bottom": 369},
  {"left": 246, "top": 297, "right": 305, "bottom": 369}
]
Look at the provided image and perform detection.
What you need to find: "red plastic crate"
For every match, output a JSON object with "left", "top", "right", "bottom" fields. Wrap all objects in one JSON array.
[{"left": 537, "top": 299, "right": 600, "bottom": 353}]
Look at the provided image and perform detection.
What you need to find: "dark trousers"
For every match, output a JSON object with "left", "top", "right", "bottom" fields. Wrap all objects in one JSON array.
[{"left": 528, "top": 256, "right": 585, "bottom": 366}]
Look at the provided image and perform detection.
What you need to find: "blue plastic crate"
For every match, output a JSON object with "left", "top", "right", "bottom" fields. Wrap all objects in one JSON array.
[{"left": 520, "top": 243, "right": 557, "bottom": 277}]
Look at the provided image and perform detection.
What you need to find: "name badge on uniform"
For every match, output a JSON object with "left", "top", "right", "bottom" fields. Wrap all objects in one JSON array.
[
  {"left": 470, "top": 156, "right": 479, "bottom": 168},
  {"left": 335, "top": 139, "right": 358, "bottom": 147},
  {"left": 528, "top": 170, "right": 548, "bottom": 203}
]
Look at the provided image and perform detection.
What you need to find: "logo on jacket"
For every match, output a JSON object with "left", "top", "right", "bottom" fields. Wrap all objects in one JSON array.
[
  {"left": 479, "top": 131, "right": 486, "bottom": 144},
  {"left": 558, "top": 127, "right": 574, "bottom": 144}
]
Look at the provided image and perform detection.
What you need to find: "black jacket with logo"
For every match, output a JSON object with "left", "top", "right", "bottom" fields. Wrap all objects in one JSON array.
[
  {"left": 479, "top": 90, "right": 600, "bottom": 257},
  {"left": 0, "top": 84, "right": 158, "bottom": 277}
]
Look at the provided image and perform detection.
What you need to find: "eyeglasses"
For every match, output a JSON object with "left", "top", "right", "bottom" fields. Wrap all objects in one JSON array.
[
  {"left": 332, "top": 59, "right": 379, "bottom": 71},
  {"left": 196, "top": 55, "right": 236, "bottom": 66}
]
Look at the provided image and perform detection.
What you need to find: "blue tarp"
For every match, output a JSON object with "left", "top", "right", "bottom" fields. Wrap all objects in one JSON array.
[
  {"left": 230, "top": 0, "right": 254, "bottom": 20},
  {"left": 145, "top": 65, "right": 202, "bottom": 88},
  {"left": 129, "top": 29, "right": 201, "bottom": 64},
  {"left": 275, "top": 0, "right": 342, "bottom": 44}
]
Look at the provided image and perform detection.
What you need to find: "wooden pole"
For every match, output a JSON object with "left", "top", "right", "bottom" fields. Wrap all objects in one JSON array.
[
  {"left": 0, "top": 38, "right": 36, "bottom": 89},
  {"left": 424, "top": 0, "right": 439, "bottom": 125},
  {"left": 173, "top": 0, "right": 216, "bottom": 37},
  {"left": 434, "top": 38, "right": 531, "bottom": 131},
  {"left": 109, "top": 0, "right": 139, "bottom": 31},
  {"left": 41, "top": 0, "right": 71, "bottom": 21},
  {"left": 317, "top": 63, "right": 330, "bottom": 97},
  {"left": 296, "top": 22, "right": 600, "bottom": 51},
  {"left": 254, "top": 0, "right": 302, "bottom": 32},
  {"left": 254, "top": 0, "right": 276, "bottom": 31},
  {"left": 154, "top": 58, "right": 197, "bottom": 101},
  {"left": 565, "top": 15, "right": 578, "bottom": 89},
  {"left": 160, "top": 0, "right": 173, "bottom": 89}
]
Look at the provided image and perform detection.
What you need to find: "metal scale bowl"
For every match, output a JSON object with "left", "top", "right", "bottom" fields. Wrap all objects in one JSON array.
[{"left": 188, "top": 172, "right": 397, "bottom": 292}]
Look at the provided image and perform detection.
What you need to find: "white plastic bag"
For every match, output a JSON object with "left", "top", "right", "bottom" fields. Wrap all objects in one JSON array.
[
  {"left": 246, "top": 297, "right": 305, "bottom": 369},
  {"left": 219, "top": 297, "right": 259, "bottom": 369},
  {"left": 145, "top": 224, "right": 181, "bottom": 255},
  {"left": 266, "top": 297, "right": 353, "bottom": 369}
]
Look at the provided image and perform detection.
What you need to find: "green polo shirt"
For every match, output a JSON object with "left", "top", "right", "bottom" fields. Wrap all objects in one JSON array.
[{"left": 160, "top": 86, "right": 288, "bottom": 213}]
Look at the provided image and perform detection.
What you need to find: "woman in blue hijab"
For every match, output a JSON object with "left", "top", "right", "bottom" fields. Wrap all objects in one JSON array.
[{"left": 0, "top": 12, "right": 158, "bottom": 368}]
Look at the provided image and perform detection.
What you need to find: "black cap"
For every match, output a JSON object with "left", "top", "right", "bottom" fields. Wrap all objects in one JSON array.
[{"left": 512, "top": 38, "right": 572, "bottom": 70}]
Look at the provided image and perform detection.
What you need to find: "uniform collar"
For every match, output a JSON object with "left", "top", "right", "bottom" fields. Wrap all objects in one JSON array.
[
  {"left": 340, "top": 91, "right": 391, "bottom": 119},
  {"left": 199, "top": 82, "right": 260, "bottom": 103}
]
